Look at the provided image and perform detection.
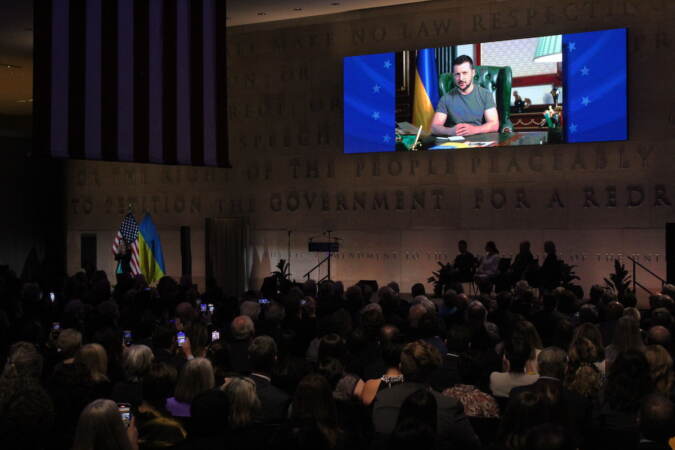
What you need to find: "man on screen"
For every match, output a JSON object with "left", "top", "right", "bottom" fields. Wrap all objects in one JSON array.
[{"left": 431, "top": 55, "right": 500, "bottom": 137}]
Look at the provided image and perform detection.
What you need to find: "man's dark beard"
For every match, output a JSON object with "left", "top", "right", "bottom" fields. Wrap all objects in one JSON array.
[{"left": 458, "top": 79, "right": 473, "bottom": 92}]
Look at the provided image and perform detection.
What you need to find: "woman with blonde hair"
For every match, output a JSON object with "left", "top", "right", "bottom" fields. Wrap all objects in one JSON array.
[
  {"left": 605, "top": 316, "right": 644, "bottom": 369},
  {"left": 76, "top": 343, "right": 111, "bottom": 398},
  {"left": 72, "top": 398, "right": 138, "bottom": 450},
  {"left": 223, "top": 376, "right": 261, "bottom": 429},
  {"left": 166, "top": 357, "right": 215, "bottom": 418},
  {"left": 644, "top": 345, "right": 674, "bottom": 396}
]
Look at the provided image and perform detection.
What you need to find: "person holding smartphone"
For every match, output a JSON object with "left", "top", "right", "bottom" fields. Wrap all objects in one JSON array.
[{"left": 72, "top": 399, "right": 139, "bottom": 450}]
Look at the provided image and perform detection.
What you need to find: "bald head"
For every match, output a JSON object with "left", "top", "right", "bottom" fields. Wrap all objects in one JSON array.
[
  {"left": 380, "top": 324, "right": 400, "bottom": 342},
  {"left": 647, "top": 326, "right": 672, "bottom": 348},
  {"left": 408, "top": 304, "right": 427, "bottom": 328},
  {"left": 640, "top": 394, "right": 675, "bottom": 444},
  {"left": 231, "top": 315, "right": 255, "bottom": 341},
  {"left": 176, "top": 302, "right": 196, "bottom": 323}
]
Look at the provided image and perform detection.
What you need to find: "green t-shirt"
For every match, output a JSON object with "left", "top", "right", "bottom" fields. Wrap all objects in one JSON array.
[{"left": 436, "top": 85, "right": 496, "bottom": 127}]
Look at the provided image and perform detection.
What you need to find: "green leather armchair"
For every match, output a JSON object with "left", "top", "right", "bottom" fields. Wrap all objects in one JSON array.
[{"left": 439, "top": 66, "right": 513, "bottom": 133}]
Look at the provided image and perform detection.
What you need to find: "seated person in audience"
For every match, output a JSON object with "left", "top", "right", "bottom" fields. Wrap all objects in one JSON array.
[
  {"left": 564, "top": 337, "right": 604, "bottom": 400},
  {"left": 72, "top": 399, "right": 139, "bottom": 450},
  {"left": 75, "top": 343, "right": 112, "bottom": 398},
  {"left": 112, "top": 345, "right": 154, "bottom": 408},
  {"left": 171, "top": 390, "right": 229, "bottom": 450},
  {"left": 489, "top": 335, "right": 539, "bottom": 399},
  {"left": 644, "top": 345, "right": 674, "bottom": 398},
  {"left": 646, "top": 326, "right": 672, "bottom": 354},
  {"left": 229, "top": 315, "right": 256, "bottom": 374},
  {"left": 274, "top": 374, "right": 344, "bottom": 450},
  {"left": 525, "top": 424, "right": 576, "bottom": 450},
  {"left": 361, "top": 340, "right": 405, "bottom": 406},
  {"left": 136, "top": 362, "right": 186, "bottom": 449},
  {"left": 389, "top": 389, "right": 437, "bottom": 450},
  {"left": 0, "top": 377, "right": 55, "bottom": 450},
  {"left": 510, "top": 347, "right": 591, "bottom": 447},
  {"left": 372, "top": 340, "right": 480, "bottom": 450},
  {"left": 222, "top": 376, "right": 274, "bottom": 449},
  {"left": 590, "top": 350, "right": 653, "bottom": 450},
  {"left": 363, "top": 324, "right": 401, "bottom": 381},
  {"left": 605, "top": 316, "right": 645, "bottom": 369},
  {"left": 512, "top": 321, "right": 543, "bottom": 375},
  {"left": 497, "top": 390, "right": 552, "bottom": 450},
  {"left": 248, "top": 335, "right": 291, "bottom": 424},
  {"left": 49, "top": 329, "right": 96, "bottom": 449},
  {"left": 1, "top": 341, "right": 44, "bottom": 381},
  {"left": 438, "top": 325, "right": 500, "bottom": 419},
  {"left": 165, "top": 357, "right": 215, "bottom": 418},
  {"left": 317, "top": 333, "right": 364, "bottom": 399},
  {"left": 453, "top": 240, "right": 477, "bottom": 283},
  {"left": 570, "top": 323, "right": 607, "bottom": 374},
  {"left": 638, "top": 394, "right": 675, "bottom": 450},
  {"left": 430, "top": 55, "right": 499, "bottom": 137}
]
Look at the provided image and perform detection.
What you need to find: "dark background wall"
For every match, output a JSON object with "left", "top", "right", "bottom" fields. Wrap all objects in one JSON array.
[{"left": 0, "top": 116, "right": 65, "bottom": 281}]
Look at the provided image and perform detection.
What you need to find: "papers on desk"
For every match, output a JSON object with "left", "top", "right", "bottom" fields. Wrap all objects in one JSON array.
[
  {"left": 466, "top": 141, "right": 495, "bottom": 147},
  {"left": 436, "top": 136, "right": 466, "bottom": 142},
  {"left": 429, "top": 141, "right": 495, "bottom": 150}
]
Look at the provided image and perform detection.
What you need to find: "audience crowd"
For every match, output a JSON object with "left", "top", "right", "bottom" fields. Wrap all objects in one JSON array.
[{"left": 1, "top": 240, "right": 675, "bottom": 450}]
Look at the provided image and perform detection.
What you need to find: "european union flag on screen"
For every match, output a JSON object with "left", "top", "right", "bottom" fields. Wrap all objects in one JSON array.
[
  {"left": 343, "top": 52, "right": 396, "bottom": 153},
  {"left": 563, "top": 28, "right": 627, "bottom": 143}
]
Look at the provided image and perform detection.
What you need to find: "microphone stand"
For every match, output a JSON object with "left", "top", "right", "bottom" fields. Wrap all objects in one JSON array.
[{"left": 287, "top": 230, "right": 292, "bottom": 280}]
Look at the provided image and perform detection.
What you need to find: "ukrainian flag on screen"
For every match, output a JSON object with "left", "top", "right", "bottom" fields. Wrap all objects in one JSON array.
[
  {"left": 138, "top": 214, "right": 166, "bottom": 284},
  {"left": 412, "top": 48, "right": 440, "bottom": 133}
]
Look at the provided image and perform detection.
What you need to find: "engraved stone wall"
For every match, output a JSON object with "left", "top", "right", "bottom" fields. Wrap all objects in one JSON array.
[{"left": 66, "top": 0, "right": 675, "bottom": 296}]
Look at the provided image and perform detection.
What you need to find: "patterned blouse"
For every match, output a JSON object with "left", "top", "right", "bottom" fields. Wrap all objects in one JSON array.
[{"left": 442, "top": 384, "right": 500, "bottom": 418}]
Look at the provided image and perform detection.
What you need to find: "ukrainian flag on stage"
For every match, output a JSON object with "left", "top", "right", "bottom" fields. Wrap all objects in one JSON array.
[
  {"left": 138, "top": 214, "right": 166, "bottom": 284},
  {"left": 412, "top": 48, "right": 440, "bottom": 133}
]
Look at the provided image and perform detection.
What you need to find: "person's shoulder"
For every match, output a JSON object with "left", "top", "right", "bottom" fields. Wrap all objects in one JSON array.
[
  {"left": 431, "top": 388, "right": 462, "bottom": 408},
  {"left": 266, "top": 381, "right": 291, "bottom": 400},
  {"left": 475, "top": 85, "right": 496, "bottom": 103},
  {"left": 373, "top": 381, "right": 415, "bottom": 403},
  {"left": 474, "top": 85, "right": 493, "bottom": 96},
  {"left": 510, "top": 383, "right": 533, "bottom": 397}
]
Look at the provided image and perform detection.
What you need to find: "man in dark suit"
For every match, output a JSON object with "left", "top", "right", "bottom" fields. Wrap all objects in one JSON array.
[
  {"left": 638, "top": 394, "right": 675, "bottom": 450},
  {"left": 428, "top": 325, "right": 467, "bottom": 392},
  {"left": 372, "top": 340, "right": 480, "bottom": 450},
  {"left": 248, "top": 335, "right": 291, "bottom": 424},
  {"left": 229, "top": 315, "right": 254, "bottom": 374},
  {"left": 510, "top": 346, "right": 592, "bottom": 447}
]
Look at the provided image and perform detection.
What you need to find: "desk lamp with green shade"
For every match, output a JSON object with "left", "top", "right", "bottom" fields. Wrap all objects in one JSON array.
[{"left": 533, "top": 35, "right": 562, "bottom": 63}]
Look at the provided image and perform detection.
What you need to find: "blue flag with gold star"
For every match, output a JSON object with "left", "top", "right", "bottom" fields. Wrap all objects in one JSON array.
[
  {"left": 343, "top": 52, "right": 396, "bottom": 153},
  {"left": 563, "top": 28, "right": 627, "bottom": 143}
]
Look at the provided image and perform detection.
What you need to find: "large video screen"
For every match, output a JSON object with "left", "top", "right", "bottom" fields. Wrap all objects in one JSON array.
[{"left": 343, "top": 28, "right": 627, "bottom": 154}]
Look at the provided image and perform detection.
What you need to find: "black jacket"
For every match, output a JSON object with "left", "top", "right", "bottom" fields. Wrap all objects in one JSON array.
[
  {"left": 372, "top": 382, "right": 480, "bottom": 450},
  {"left": 251, "top": 373, "right": 291, "bottom": 424}
]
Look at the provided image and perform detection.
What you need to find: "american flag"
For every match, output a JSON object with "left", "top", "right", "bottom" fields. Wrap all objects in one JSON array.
[
  {"left": 34, "top": 0, "right": 229, "bottom": 167},
  {"left": 112, "top": 212, "right": 140, "bottom": 276}
]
